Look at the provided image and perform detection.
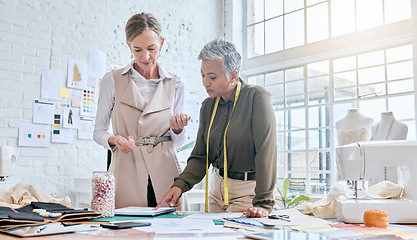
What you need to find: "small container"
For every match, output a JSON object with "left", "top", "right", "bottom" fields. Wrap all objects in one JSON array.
[{"left": 90, "top": 171, "right": 115, "bottom": 218}]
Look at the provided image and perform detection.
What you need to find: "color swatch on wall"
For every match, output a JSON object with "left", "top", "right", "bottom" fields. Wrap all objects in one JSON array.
[
  {"left": 18, "top": 123, "right": 51, "bottom": 147},
  {"left": 80, "top": 89, "right": 97, "bottom": 117},
  {"left": 51, "top": 114, "right": 72, "bottom": 143},
  {"left": 57, "top": 103, "right": 71, "bottom": 109}
]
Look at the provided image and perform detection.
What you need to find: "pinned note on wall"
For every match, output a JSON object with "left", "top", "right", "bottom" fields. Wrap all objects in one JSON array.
[
  {"left": 33, "top": 100, "right": 54, "bottom": 125},
  {"left": 59, "top": 88, "right": 69, "bottom": 98}
]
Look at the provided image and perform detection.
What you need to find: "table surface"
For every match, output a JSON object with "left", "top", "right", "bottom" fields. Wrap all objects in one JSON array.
[{"left": 1, "top": 212, "right": 416, "bottom": 240}]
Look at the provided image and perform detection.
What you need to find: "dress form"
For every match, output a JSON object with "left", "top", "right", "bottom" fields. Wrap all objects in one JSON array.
[
  {"left": 371, "top": 111, "right": 408, "bottom": 141},
  {"left": 370, "top": 111, "right": 408, "bottom": 186},
  {"left": 336, "top": 108, "right": 374, "bottom": 146}
]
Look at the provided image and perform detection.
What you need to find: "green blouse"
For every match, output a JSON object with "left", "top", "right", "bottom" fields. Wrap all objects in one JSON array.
[{"left": 173, "top": 78, "right": 277, "bottom": 211}]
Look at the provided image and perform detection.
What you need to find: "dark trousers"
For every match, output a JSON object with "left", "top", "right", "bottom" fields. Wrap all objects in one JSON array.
[{"left": 147, "top": 176, "right": 157, "bottom": 207}]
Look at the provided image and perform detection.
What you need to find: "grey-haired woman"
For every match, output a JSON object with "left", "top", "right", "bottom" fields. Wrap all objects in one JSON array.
[{"left": 156, "top": 38, "right": 277, "bottom": 218}]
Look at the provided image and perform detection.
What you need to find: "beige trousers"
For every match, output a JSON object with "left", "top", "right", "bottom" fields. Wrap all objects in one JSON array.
[{"left": 208, "top": 169, "right": 256, "bottom": 212}]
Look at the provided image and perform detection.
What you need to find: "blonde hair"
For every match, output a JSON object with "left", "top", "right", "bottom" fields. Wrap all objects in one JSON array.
[{"left": 125, "top": 12, "right": 162, "bottom": 43}]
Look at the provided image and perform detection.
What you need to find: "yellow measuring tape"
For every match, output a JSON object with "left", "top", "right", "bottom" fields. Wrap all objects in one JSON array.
[{"left": 205, "top": 81, "right": 241, "bottom": 212}]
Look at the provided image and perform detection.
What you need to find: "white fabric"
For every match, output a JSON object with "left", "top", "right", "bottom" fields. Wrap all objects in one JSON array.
[
  {"left": 94, "top": 60, "right": 186, "bottom": 150},
  {"left": 0, "top": 182, "right": 71, "bottom": 208},
  {"left": 297, "top": 181, "right": 403, "bottom": 219}
]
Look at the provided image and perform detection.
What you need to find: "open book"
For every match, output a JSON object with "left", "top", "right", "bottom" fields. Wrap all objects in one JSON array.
[{"left": 115, "top": 206, "right": 175, "bottom": 217}]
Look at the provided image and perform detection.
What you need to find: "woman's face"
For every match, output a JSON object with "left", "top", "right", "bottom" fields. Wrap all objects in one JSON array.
[
  {"left": 201, "top": 60, "right": 236, "bottom": 100},
  {"left": 127, "top": 29, "right": 163, "bottom": 73}
]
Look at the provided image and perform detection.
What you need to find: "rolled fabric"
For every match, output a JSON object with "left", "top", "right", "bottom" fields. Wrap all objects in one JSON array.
[{"left": 363, "top": 209, "right": 389, "bottom": 228}]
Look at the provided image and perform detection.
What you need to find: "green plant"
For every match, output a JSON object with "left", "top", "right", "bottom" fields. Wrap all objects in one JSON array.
[{"left": 275, "top": 178, "right": 311, "bottom": 209}]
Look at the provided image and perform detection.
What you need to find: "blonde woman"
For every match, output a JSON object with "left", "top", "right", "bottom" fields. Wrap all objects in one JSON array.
[{"left": 94, "top": 13, "right": 190, "bottom": 208}]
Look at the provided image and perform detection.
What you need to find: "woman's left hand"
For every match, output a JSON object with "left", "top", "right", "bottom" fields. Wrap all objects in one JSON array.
[
  {"left": 169, "top": 113, "right": 191, "bottom": 134},
  {"left": 245, "top": 207, "right": 269, "bottom": 218}
]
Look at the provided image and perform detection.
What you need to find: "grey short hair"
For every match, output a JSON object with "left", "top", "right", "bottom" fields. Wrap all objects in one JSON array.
[{"left": 198, "top": 38, "right": 241, "bottom": 77}]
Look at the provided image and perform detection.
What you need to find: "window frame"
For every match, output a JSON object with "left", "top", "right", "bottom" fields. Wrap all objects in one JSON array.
[{"left": 232, "top": 0, "right": 417, "bottom": 195}]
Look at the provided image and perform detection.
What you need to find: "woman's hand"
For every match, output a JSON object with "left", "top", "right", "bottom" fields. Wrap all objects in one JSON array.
[
  {"left": 245, "top": 207, "right": 269, "bottom": 218},
  {"left": 108, "top": 135, "right": 135, "bottom": 153},
  {"left": 153, "top": 186, "right": 182, "bottom": 209},
  {"left": 169, "top": 113, "right": 191, "bottom": 134}
]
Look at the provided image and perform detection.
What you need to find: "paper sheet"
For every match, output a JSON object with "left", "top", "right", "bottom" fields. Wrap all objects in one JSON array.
[
  {"left": 93, "top": 78, "right": 101, "bottom": 103},
  {"left": 67, "top": 59, "right": 88, "bottom": 90},
  {"left": 183, "top": 212, "right": 243, "bottom": 219},
  {"left": 18, "top": 123, "right": 51, "bottom": 147},
  {"left": 63, "top": 108, "right": 80, "bottom": 129},
  {"left": 78, "top": 117, "right": 94, "bottom": 139},
  {"left": 88, "top": 49, "right": 106, "bottom": 79},
  {"left": 51, "top": 113, "right": 72, "bottom": 143},
  {"left": 80, "top": 89, "right": 97, "bottom": 117},
  {"left": 59, "top": 87, "right": 69, "bottom": 98},
  {"left": 71, "top": 97, "right": 81, "bottom": 108},
  {"left": 33, "top": 100, "right": 54, "bottom": 124},
  {"left": 257, "top": 208, "right": 331, "bottom": 226},
  {"left": 41, "top": 69, "right": 62, "bottom": 100}
]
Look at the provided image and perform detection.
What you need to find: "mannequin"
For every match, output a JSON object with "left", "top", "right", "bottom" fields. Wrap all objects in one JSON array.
[
  {"left": 370, "top": 111, "right": 408, "bottom": 185},
  {"left": 336, "top": 108, "right": 374, "bottom": 146},
  {"left": 371, "top": 111, "right": 408, "bottom": 141}
]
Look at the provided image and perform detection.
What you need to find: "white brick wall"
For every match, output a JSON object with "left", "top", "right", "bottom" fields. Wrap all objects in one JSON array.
[{"left": 0, "top": 0, "right": 223, "bottom": 204}]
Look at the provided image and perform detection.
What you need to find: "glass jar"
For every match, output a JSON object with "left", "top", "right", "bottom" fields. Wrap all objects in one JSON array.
[{"left": 90, "top": 171, "right": 115, "bottom": 218}]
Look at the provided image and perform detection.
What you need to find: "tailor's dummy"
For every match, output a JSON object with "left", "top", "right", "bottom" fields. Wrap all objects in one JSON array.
[
  {"left": 336, "top": 108, "right": 374, "bottom": 146},
  {"left": 370, "top": 111, "right": 408, "bottom": 185},
  {"left": 371, "top": 111, "right": 408, "bottom": 141}
]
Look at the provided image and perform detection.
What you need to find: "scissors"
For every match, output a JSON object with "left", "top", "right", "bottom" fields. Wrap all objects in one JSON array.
[{"left": 268, "top": 214, "right": 291, "bottom": 222}]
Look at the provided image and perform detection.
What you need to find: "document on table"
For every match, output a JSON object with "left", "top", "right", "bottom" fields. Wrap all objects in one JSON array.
[
  {"left": 183, "top": 212, "right": 243, "bottom": 219},
  {"left": 115, "top": 206, "right": 175, "bottom": 217},
  {"left": 257, "top": 208, "right": 331, "bottom": 226},
  {"left": 136, "top": 218, "right": 239, "bottom": 238}
]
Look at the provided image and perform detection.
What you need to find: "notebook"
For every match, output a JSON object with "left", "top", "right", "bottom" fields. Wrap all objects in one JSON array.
[{"left": 115, "top": 206, "right": 176, "bottom": 217}]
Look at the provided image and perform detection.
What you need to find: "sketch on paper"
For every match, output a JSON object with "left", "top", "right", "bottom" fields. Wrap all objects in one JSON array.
[
  {"left": 67, "top": 59, "right": 87, "bottom": 90},
  {"left": 63, "top": 108, "right": 80, "bottom": 129}
]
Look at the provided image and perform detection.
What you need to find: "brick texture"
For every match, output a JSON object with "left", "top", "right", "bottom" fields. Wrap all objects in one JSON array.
[{"left": 0, "top": 0, "right": 222, "bottom": 204}]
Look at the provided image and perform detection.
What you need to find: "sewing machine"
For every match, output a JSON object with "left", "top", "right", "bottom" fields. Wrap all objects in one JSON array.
[{"left": 335, "top": 140, "right": 417, "bottom": 223}]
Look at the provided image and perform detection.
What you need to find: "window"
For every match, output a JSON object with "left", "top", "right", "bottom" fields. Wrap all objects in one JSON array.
[
  {"left": 242, "top": 0, "right": 415, "bottom": 195},
  {"left": 246, "top": 0, "right": 411, "bottom": 57}
]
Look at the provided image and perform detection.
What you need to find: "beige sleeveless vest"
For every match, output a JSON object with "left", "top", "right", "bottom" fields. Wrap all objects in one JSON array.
[{"left": 110, "top": 68, "right": 181, "bottom": 208}]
